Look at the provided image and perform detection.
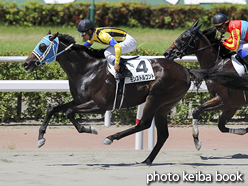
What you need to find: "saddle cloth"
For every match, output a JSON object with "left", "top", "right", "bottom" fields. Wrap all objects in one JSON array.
[
  {"left": 107, "top": 57, "right": 156, "bottom": 83},
  {"left": 108, "top": 57, "right": 156, "bottom": 110}
]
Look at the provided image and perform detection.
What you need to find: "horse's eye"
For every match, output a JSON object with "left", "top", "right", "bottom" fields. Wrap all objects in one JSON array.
[
  {"left": 181, "top": 35, "right": 188, "bottom": 43},
  {"left": 39, "top": 43, "right": 47, "bottom": 53}
]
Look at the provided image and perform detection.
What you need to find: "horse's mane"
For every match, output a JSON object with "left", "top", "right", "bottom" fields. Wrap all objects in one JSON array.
[
  {"left": 202, "top": 27, "right": 235, "bottom": 58},
  {"left": 58, "top": 33, "right": 105, "bottom": 58}
]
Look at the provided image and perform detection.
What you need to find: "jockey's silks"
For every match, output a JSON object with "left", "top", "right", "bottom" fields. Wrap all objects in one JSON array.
[
  {"left": 223, "top": 20, "right": 248, "bottom": 51},
  {"left": 84, "top": 27, "right": 127, "bottom": 64}
]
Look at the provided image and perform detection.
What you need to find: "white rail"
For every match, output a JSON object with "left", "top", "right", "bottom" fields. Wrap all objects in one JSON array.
[
  {"left": 0, "top": 80, "right": 207, "bottom": 92},
  {"left": 0, "top": 80, "right": 69, "bottom": 92},
  {"left": 0, "top": 56, "right": 197, "bottom": 62},
  {"left": 0, "top": 56, "right": 27, "bottom": 62}
]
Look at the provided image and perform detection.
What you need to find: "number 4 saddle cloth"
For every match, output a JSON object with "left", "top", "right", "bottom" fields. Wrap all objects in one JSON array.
[{"left": 107, "top": 57, "right": 156, "bottom": 84}]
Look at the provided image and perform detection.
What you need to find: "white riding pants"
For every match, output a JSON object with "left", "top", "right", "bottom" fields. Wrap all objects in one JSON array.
[
  {"left": 238, "top": 41, "right": 248, "bottom": 53},
  {"left": 104, "top": 34, "right": 137, "bottom": 65}
]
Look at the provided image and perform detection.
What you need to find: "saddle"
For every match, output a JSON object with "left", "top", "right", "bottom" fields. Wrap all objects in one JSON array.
[{"left": 235, "top": 55, "right": 248, "bottom": 72}]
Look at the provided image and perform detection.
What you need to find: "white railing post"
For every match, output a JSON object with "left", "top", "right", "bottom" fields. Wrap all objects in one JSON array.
[{"left": 104, "top": 110, "right": 111, "bottom": 127}]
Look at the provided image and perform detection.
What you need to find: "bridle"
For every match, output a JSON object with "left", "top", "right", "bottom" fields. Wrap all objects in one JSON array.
[
  {"left": 36, "top": 43, "right": 74, "bottom": 67},
  {"left": 32, "top": 35, "right": 74, "bottom": 67},
  {"left": 173, "top": 29, "right": 218, "bottom": 59}
]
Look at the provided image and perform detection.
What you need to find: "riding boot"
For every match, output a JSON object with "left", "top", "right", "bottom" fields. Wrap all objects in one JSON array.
[
  {"left": 242, "top": 55, "right": 248, "bottom": 66},
  {"left": 237, "top": 49, "right": 248, "bottom": 66},
  {"left": 120, "top": 68, "right": 132, "bottom": 77},
  {"left": 116, "top": 70, "right": 132, "bottom": 79},
  {"left": 116, "top": 62, "right": 132, "bottom": 79}
]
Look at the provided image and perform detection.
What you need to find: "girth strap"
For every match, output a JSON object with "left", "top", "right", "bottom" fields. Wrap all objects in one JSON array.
[
  {"left": 243, "top": 91, "right": 248, "bottom": 104},
  {"left": 112, "top": 78, "right": 126, "bottom": 110}
]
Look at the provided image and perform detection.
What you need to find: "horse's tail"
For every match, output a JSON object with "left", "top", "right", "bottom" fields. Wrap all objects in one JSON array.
[
  {"left": 188, "top": 67, "right": 248, "bottom": 91},
  {"left": 188, "top": 68, "right": 209, "bottom": 90}
]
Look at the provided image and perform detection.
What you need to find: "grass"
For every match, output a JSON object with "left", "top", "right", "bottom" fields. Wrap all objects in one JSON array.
[{"left": 0, "top": 25, "right": 188, "bottom": 54}]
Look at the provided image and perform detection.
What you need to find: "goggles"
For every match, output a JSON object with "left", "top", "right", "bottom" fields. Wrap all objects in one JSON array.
[
  {"left": 80, "top": 31, "right": 89, "bottom": 37},
  {"left": 216, "top": 26, "right": 223, "bottom": 31},
  {"left": 215, "top": 24, "right": 227, "bottom": 32}
]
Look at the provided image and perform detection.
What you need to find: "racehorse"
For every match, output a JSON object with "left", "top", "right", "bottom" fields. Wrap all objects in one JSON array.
[
  {"left": 23, "top": 30, "right": 212, "bottom": 165},
  {"left": 163, "top": 21, "right": 248, "bottom": 151}
]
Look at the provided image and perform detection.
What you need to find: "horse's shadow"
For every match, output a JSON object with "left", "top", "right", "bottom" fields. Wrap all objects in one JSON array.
[
  {"left": 46, "top": 153, "right": 248, "bottom": 167},
  {"left": 200, "top": 153, "right": 248, "bottom": 160}
]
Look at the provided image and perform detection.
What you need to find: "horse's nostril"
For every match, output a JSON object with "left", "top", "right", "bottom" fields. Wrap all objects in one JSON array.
[{"left": 163, "top": 51, "right": 171, "bottom": 58}]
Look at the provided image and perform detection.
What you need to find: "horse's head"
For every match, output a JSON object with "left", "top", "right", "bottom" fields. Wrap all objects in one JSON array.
[
  {"left": 23, "top": 30, "right": 59, "bottom": 72},
  {"left": 163, "top": 21, "right": 202, "bottom": 60}
]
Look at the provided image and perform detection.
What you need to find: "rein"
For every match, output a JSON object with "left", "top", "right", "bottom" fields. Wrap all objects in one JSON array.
[
  {"left": 188, "top": 37, "right": 221, "bottom": 66},
  {"left": 192, "top": 42, "right": 217, "bottom": 53}
]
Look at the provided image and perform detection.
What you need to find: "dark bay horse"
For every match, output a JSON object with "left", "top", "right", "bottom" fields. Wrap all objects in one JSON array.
[
  {"left": 163, "top": 21, "right": 248, "bottom": 151},
  {"left": 23, "top": 30, "right": 209, "bottom": 165}
]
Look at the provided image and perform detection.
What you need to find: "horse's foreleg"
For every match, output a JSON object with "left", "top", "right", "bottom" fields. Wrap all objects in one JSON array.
[
  {"left": 141, "top": 106, "right": 170, "bottom": 165},
  {"left": 192, "top": 96, "right": 223, "bottom": 150},
  {"left": 218, "top": 108, "right": 247, "bottom": 135},
  {"left": 192, "top": 108, "right": 202, "bottom": 150},
  {"left": 38, "top": 101, "right": 75, "bottom": 148},
  {"left": 65, "top": 100, "right": 104, "bottom": 135}
]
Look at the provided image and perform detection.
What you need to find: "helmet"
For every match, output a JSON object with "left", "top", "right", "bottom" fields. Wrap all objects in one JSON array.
[
  {"left": 77, "top": 19, "right": 95, "bottom": 32},
  {"left": 213, "top": 13, "right": 229, "bottom": 27}
]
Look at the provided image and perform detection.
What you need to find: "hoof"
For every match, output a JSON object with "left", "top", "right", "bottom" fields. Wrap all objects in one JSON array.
[
  {"left": 90, "top": 126, "right": 98, "bottom": 135},
  {"left": 135, "top": 162, "right": 149, "bottom": 166},
  {"left": 195, "top": 140, "right": 202, "bottom": 151},
  {"left": 38, "top": 138, "right": 46, "bottom": 148},
  {"left": 102, "top": 138, "right": 113, "bottom": 145},
  {"left": 140, "top": 159, "right": 152, "bottom": 166}
]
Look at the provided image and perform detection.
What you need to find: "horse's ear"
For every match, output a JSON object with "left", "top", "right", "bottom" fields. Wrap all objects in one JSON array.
[
  {"left": 47, "top": 30, "right": 51, "bottom": 35},
  {"left": 191, "top": 20, "right": 199, "bottom": 28},
  {"left": 49, "top": 32, "right": 59, "bottom": 41},
  {"left": 192, "top": 23, "right": 202, "bottom": 34}
]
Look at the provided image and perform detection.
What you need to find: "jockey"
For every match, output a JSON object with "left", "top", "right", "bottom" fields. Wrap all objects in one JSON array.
[
  {"left": 213, "top": 13, "right": 248, "bottom": 65},
  {"left": 77, "top": 19, "right": 137, "bottom": 79}
]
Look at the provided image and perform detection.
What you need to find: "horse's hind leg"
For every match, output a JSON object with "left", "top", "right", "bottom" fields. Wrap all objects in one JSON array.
[
  {"left": 102, "top": 110, "right": 154, "bottom": 144},
  {"left": 103, "top": 98, "right": 179, "bottom": 165},
  {"left": 219, "top": 108, "right": 248, "bottom": 135},
  {"left": 38, "top": 101, "right": 75, "bottom": 148},
  {"left": 102, "top": 97, "right": 158, "bottom": 145}
]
